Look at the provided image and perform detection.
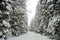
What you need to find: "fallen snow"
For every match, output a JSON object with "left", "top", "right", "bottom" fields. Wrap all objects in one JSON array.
[{"left": 0, "top": 31, "right": 51, "bottom": 40}]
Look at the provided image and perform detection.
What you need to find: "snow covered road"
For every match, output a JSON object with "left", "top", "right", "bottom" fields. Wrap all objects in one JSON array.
[{"left": 0, "top": 31, "right": 51, "bottom": 40}]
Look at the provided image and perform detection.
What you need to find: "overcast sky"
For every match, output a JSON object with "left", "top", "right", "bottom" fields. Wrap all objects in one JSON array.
[{"left": 26, "top": 0, "right": 39, "bottom": 26}]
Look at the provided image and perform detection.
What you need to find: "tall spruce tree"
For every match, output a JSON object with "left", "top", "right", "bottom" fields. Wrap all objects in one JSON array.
[
  {"left": 0, "top": 0, "right": 27, "bottom": 40},
  {"left": 30, "top": 0, "right": 60, "bottom": 40}
]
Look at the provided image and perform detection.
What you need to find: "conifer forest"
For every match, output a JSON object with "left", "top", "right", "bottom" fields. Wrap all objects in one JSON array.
[{"left": 0, "top": 0, "right": 60, "bottom": 40}]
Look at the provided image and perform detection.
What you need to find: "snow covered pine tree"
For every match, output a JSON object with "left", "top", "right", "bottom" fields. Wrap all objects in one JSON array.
[
  {"left": 0, "top": 0, "right": 20, "bottom": 40},
  {"left": 30, "top": 0, "right": 60, "bottom": 40},
  {"left": 0, "top": 0, "right": 27, "bottom": 40}
]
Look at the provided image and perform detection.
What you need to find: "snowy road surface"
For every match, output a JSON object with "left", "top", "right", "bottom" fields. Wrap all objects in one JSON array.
[{"left": 0, "top": 31, "right": 51, "bottom": 40}]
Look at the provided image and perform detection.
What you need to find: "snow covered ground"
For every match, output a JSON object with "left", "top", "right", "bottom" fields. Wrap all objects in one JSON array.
[{"left": 0, "top": 31, "right": 51, "bottom": 40}]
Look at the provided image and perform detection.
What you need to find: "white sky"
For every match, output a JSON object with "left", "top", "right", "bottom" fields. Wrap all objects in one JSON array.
[{"left": 26, "top": 0, "right": 39, "bottom": 26}]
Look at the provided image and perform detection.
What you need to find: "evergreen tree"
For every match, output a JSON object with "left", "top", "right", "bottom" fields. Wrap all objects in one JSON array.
[
  {"left": 30, "top": 0, "right": 60, "bottom": 40},
  {"left": 0, "top": 0, "right": 27, "bottom": 40}
]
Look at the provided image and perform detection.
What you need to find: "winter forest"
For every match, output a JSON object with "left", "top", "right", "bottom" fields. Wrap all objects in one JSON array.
[{"left": 0, "top": 0, "right": 60, "bottom": 40}]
